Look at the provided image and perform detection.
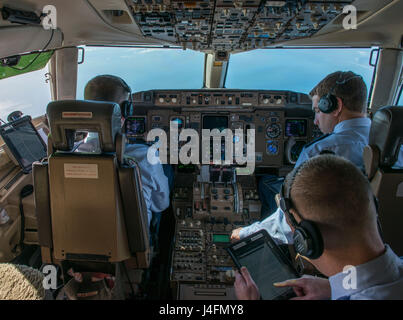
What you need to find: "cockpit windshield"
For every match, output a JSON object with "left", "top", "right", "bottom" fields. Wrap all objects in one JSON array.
[
  {"left": 0, "top": 46, "right": 377, "bottom": 121},
  {"left": 77, "top": 46, "right": 376, "bottom": 99},
  {"left": 226, "top": 48, "right": 376, "bottom": 93},
  {"left": 76, "top": 47, "right": 205, "bottom": 97}
]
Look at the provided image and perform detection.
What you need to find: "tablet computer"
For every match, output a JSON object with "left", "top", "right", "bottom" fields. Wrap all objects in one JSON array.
[
  {"left": 226, "top": 229, "right": 300, "bottom": 300},
  {"left": 0, "top": 116, "right": 47, "bottom": 173}
]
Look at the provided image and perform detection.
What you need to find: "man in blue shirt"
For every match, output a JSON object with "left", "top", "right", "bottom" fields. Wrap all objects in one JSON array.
[
  {"left": 231, "top": 71, "right": 371, "bottom": 243},
  {"left": 83, "top": 75, "right": 171, "bottom": 244},
  {"left": 234, "top": 155, "right": 403, "bottom": 300}
]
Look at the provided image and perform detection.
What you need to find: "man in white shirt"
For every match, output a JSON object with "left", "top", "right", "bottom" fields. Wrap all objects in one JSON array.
[
  {"left": 83, "top": 75, "right": 171, "bottom": 244},
  {"left": 234, "top": 155, "right": 403, "bottom": 300}
]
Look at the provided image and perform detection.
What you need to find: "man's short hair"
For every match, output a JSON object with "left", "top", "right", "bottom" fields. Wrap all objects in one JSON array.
[
  {"left": 309, "top": 71, "right": 367, "bottom": 113},
  {"left": 84, "top": 75, "right": 131, "bottom": 103},
  {"left": 287, "top": 155, "right": 374, "bottom": 236}
]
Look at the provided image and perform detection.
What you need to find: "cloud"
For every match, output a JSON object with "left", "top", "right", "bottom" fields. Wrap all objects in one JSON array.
[{"left": 0, "top": 67, "right": 51, "bottom": 118}]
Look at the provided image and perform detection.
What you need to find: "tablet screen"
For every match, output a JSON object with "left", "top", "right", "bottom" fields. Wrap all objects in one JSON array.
[
  {"left": 0, "top": 116, "right": 47, "bottom": 173},
  {"left": 228, "top": 230, "right": 298, "bottom": 300}
]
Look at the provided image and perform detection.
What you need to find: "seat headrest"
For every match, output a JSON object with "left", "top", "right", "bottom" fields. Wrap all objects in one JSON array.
[
  {"left": 47, "top": 100, "right": 122, "bottom": 152},
  {"left": 369, "top": 106, "right": 403, "bottom": 167}
]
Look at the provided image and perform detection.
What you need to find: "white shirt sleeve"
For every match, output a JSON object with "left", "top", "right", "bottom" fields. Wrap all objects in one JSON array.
[
  {"left": 124, "top": 144, "right": 170, "bottom": 225},
  {"left": 238, "top": 207, "right": 294, "bottom": 245}
]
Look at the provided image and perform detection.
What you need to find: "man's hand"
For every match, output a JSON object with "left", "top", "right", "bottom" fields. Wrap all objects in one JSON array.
[
  {"left": 234, "top": 267, "right": 260, "bottom": 300},
  {"left": 273, "top": 275, "right": 331, "bottom": 300},
  {"left": 231, "top": 227, "right": 243, "bottom": 241}
]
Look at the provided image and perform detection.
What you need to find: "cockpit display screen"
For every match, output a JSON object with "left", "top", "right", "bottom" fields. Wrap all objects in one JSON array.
[
  {"left": 203, "top": 116, "right": 228, "bottom": 131},
  {"left": 213, "top": 234, "right": 230, "bottom": 243},
  {"left": 285, "top": 119, "right": 307, "bottom": 137},
  {"left": 126, "top": 117, "right": 146, "bottom": 136}
]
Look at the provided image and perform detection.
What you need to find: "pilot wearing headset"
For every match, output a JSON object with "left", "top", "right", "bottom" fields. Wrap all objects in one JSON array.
[
  {"left": 235, "top": 155, "right": 403, "bottom": 300},
  {"left": 232, "top": 71, "right": 372, "bottom": 243},
  {"left": 83, "top": 75, "right": 172, "bottom": 247}
]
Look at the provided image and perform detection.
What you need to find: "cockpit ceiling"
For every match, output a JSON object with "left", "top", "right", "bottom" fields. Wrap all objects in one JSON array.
[
  {"left": 127, "top": 0, "right": 353, "bottom": 51},
  {"left": 0, "top": 0, "right": 402, "bottom": 56}
]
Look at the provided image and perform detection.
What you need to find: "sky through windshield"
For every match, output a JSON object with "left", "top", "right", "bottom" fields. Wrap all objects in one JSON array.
[{"left": 0, "top": 47, "right": 376, "bottom": 119}]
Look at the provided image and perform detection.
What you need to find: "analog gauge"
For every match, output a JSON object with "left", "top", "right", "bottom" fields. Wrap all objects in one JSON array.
[
  {"left": 266, "top": 140, "right": 279, "bottom": 155},
  {"left": 266, "top": 123, "right": 282, "bottom": 138}
]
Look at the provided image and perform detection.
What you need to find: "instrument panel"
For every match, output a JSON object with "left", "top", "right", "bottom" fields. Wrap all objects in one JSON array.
[
  {"left": 127, "top": 0, "right": 353, "bottom": 51},
  {"left": 130, "top": 89, "right": 319, "bottom": 167}
]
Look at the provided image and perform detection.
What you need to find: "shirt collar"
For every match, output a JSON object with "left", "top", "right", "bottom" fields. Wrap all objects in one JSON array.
[
  {"left": 333, "top": 117, "right": 371, "bottom": 134},
  {"left": 329, "top": 245, "right": 400, "bottom": 300}
]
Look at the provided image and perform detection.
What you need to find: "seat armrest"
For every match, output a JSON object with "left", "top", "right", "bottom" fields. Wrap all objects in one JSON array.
[
  {"left": 118, "top": 163, "right": 149, "bottom": 254},
  {"left": 32, "top": 161, "right": 53, "bottom": 248}
]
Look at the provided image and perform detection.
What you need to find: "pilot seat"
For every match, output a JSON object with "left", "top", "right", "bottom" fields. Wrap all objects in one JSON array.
[
  {"left": 363, "top": 106, "right": 403, "bottom": 256},
  {"left": 33, "top": 100, "right": 151, "bottom": 299}
]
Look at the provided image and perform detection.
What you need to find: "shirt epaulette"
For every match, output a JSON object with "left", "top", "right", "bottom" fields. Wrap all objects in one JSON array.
[{"left": 303, "top": 133, "right": 332, "bottom": 149}]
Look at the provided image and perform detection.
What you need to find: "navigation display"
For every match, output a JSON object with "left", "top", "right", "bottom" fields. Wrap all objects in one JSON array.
[
  {"left": 285, "top": 119, "right": 307, "bottom": 137},
  {"left": 126, "top": 117, "right": 146, "bottom": 136},
  {"left": 203, "top": 116, "right": 228, "bottom": 131},
  {"left": 0, "top": 116, "right": 47, "bottom": 173}
]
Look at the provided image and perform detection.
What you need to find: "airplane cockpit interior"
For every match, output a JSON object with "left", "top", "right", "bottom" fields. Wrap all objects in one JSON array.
[{"left": 0, "top": 0, "right": 402, "bottom": 301}]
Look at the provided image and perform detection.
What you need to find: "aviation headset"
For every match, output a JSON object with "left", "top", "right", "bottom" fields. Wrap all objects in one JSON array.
[
  {"left": 278, "top": 162, "right": 384, "bottom": 260},
  {"left": 318, "top": 72, "right": 363, "bottom": 114},
  {"left": 116, "top": 77, "right": 133, "bottom": 118},
  {"left": 279, "top": 165, "right": 324, "bottom": 259}
]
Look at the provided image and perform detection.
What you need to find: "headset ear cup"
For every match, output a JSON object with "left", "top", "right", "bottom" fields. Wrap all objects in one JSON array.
[
  {"left": 120, "top": 101, "right": 127, "bottom": 118},
  {"left": 120, "top": 101, "right": 133, "bottom": 118},
  {"left": 293, "top": 228, "right": 309, "bottom": 257},
  {"left": 294, "top": 220, "right": 324, "bottom": 259},
  {"left": 128, "top": 101, "right": 133, "bottom": 117},
  {"left": 318, "top": 94, "right": 338, "bottom": 114},
  {"left": 318, "top": 95, "right": 330, "bottom": 113}
]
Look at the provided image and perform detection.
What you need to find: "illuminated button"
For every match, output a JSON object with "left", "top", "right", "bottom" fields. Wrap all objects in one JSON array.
[
  {"left": 172, "top": 97, "right": 177, "bottom": 103},
  {"left": 159, "top": 97, "right": 164, "bottom": 103}
]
